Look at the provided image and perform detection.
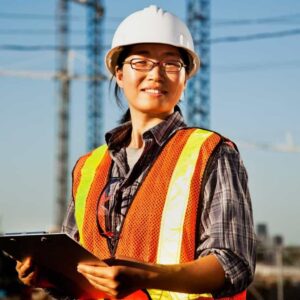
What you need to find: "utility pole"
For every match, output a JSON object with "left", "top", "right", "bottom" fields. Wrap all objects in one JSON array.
[
  {"left": 53, "top": 0, "right": 105, "bottom": 228},
  {"left": 86, "top": 0, "right": 105, "bottom": 150},
  {"left": 274, "top": 235, "right": 284, "bottom": 300},
  {"left": 55, "top": 0, "right": 70, "bottom": 228},
  {"left": 71, "top": 0, "right": 105, "bottom": 150},
  {"left": 186, "top": 0, "right": 210, "bottom": 128}
]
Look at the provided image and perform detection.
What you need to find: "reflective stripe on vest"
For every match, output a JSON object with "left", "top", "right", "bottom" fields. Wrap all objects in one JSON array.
[
  {"left": 157, "top": 129, "right": 214, "bottom": 264},
  {"left": 147, "top": 129, "right": 214, "bottom": 299},
  {"left": 74, "top": 144, "right": 108, "bottom": 243}
]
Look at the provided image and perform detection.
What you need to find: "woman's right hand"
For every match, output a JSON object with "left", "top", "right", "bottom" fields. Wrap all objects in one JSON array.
[{"left": 16, "top": 257, "right": 39, "bottom": 286}]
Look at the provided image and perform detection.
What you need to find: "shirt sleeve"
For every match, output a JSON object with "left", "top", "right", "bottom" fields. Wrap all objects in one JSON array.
[
  {"left": 43, "top": 199, "right": 79, "bottom": 299},
  {"left": 196, "top": 141, "right": 256, "bottom": 297},
  {"left": 61, "top": 198, "right": 79, "bottom": 241}
]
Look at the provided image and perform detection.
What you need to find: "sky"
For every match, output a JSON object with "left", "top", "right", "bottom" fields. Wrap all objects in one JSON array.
[{"left": 0, "top": 0, "right": 299, "bottom": 246}]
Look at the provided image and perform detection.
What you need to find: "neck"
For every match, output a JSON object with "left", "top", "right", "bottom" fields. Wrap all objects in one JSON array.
[{"left": 128, "top": 109, "right": 174, "bottom": 148}]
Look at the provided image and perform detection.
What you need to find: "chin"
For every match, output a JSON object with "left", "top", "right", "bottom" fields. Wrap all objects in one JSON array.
[
  {"left": 130, "top": 101, "right": 175, "bottom": 117},
  {"left": 141, "top": 108, "right": 174, "bottom": 117}
]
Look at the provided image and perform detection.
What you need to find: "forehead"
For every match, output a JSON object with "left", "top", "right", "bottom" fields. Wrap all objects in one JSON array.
[{"left": 128, "top": 43, "right": 181, "bottom": 58}]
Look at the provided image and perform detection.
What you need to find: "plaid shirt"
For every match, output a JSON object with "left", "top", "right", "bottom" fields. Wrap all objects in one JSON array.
[{"left": 62, "top": 109, "right": 256, "bottom": 298}]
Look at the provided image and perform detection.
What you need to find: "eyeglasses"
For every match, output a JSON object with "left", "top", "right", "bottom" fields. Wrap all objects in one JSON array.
[
  {"left": 123, "top": 58, "right": 186, "bottom": 73},
  {"left": 96, "top": 178, "right": 123, "bottom": 241}
]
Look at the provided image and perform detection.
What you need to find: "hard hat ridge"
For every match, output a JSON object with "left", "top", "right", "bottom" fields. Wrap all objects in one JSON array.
[{"left": 105, "top": 5, "right": 200, "bottom": 78}]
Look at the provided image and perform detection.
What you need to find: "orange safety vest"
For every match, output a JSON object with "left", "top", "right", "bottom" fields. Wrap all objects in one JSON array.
[{"left": 72, "top": 128, "right": 246, "bottom": 300}]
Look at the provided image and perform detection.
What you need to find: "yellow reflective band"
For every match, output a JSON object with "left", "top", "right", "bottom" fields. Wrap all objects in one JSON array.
[
  {"left": 157, "top": 129, "right": 213, "bottom": 264},
  {"left": 152, "top": 129, "right": 214, "bottom": 300},
  {"left": 147, "top": 289, "right": 213, "bottom": 299},
  {"left": 75, "top": 145, "right": 108, "bottom": 242}
]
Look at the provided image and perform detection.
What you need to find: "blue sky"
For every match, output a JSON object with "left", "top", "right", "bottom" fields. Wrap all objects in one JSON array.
[{"left": 0, "top": 0, "right": 299, "bottom": 245}]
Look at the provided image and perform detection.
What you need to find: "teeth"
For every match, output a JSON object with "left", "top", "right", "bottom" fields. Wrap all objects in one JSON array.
[{"left": 144, "top": 89, "right": 162, "bottom": 94}]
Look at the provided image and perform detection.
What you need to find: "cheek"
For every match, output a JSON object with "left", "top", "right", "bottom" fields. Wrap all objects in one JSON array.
[
  {"left": 171, "top": 76, "right": 186, "bottom": 96},
  {"left": 122, "top": 71, "right": 142, "bottom": 89},
  {"left": 122, "top": 75, "right": 144, "bottom": 102}
]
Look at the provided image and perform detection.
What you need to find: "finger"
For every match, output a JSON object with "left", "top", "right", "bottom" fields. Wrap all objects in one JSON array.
[
  {"left": 78, "top": 264, "right": 111, "bottom": 278},
  {"left": 79, "top": 267, "right": 137, "bottom": 299},
  {"left": 18, "top": 261, "right": 36, "bottom": 278},
  {"left": 78, "top": 267, "right": 112, "bottom": 286},
  {"left": 16, "top": 260, "right": 23, "bottom": 272},
  {"left": 17, "top": 269, "right": 38, "bottom": 286},
  {"left": 79, "top": 272, "right": 116, "bottom": 297},
  {"left": 16, "top": 257, "right": 30, "bottom": 270},
  {"left": 81, "top": 260, "right": 108, "bottom": 267}
]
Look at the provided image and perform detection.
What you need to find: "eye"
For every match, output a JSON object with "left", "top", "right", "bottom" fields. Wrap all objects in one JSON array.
[
  {"left": 132, "top": 59, "right": 149, "bottom": 67},
  {"left": 163, "top": 60, "right": 183, "bottom": 72},
  {"left": 165, "top": 61, "right": 182, "bottom": 67}
]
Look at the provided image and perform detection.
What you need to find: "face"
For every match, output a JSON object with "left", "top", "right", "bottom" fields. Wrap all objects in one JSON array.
[{"left": 115, "top": 43, "right": 187, "bottom": 118}]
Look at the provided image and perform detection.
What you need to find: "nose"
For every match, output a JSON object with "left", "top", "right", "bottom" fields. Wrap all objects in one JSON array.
[{"left": 147, "top": 63, "right": 164, "bottom": 80}]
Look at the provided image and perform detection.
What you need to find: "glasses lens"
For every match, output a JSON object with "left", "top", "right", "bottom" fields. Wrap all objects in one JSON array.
[
  {"left": 131, "top": 59, "right": 152, "bottom": 71},
  {"left": 164, "top": 61, "right": 182, "bottom": 73}
]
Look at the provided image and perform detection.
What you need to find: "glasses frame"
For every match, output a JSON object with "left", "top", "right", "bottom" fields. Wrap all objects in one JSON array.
[
  {"left": 96, "top": 179, "right": 121, "bottom": 242},
  {"left": 123, "top": 58, "right": 187, "bottom": 73}
]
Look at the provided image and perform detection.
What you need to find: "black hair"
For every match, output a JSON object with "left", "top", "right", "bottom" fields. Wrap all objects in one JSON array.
[
  {"left": 178, "top": 48, "right": 192, "bottom": 74},
  {"left": 108, "top": 46, "right": 132, "bottom": 108},
  {"left": 118, "top": 109, "right": 131, "bottom": 123}
]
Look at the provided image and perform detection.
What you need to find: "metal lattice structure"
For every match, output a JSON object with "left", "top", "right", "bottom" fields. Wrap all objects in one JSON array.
[
  {"left": 55, "top": 0, "right": 105, "bottom": 226},
  {"left": 86, "top": 0, "right": 105, "bottom": 150},
  {"left": 186, "top": 0, "right": 210, "bottom": 129},
  {"left": 56, "top": 0, "right": 70, "bottom": 227}
]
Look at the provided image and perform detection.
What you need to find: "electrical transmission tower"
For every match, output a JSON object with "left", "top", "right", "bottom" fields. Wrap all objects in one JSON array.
[
  {"left": 55, "top": 0, "right": 105, "bottom": 227},
  {"left": 56, "top": 0, "right": 70, "bottom": 227},
  {"left": 186, "top": 0, "right": 210, "bottom": 128},
  {"left": 86, "top": 0, "right": 105, "bottom": 150}
]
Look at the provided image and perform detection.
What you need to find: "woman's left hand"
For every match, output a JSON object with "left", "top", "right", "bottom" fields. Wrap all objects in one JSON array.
[
  {"left": 77, "top": 263, "right": 146, "bottom": 299},
  {"left": 78, "top": 255, "right": 225, "bottom": 298}
]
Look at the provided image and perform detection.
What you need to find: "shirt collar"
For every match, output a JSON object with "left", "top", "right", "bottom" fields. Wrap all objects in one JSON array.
[{"left": 105, "top": 106, "right": 186, "bottom": 150}]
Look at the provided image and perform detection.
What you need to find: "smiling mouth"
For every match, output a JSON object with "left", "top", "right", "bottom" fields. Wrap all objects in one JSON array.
[{"left": 142, "top": 88, "right": 166, "bottom": 95}]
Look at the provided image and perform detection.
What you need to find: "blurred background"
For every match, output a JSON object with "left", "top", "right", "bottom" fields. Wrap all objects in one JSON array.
[{"left": 0, "top": 0, "right": 299, "bottom": 299}]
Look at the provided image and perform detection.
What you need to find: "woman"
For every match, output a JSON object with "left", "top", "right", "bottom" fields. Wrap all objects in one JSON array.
[{"left": 17, "top": 5, "right": 256, "bottom": 299}]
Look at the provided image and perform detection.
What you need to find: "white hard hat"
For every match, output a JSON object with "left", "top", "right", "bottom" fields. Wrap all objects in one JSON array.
[{"left": 105, "top": 5, "right": 200, "bottom": 78}]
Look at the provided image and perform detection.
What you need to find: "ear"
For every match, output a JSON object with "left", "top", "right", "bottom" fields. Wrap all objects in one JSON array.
[{"left": 115, "top": 66, "right": 124, "bottom": 88}]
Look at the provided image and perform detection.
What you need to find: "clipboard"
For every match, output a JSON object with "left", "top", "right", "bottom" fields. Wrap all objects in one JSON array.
[{"left": 0, "top": 231, "right": 108, "bottom": 298}]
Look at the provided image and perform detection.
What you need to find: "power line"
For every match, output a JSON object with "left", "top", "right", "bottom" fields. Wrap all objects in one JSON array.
[
  {"left": 0, "top": 14, "right": 299, "bottom": 38},
  {"left": 1, "top": 28, "right": 299, "bottom": 51},
  {"left": 0, "top": 12, "right": 122, "bottom": 22},
  {"left": 0, "top": 29, "right": 86, "bottom": 35},
  {"left": 0, "top": 28, "right": 114, "bottom": 35},
  {"left": 0, "top": 45, "right": 90, "bottom": 51},
  {"left": 1, "top": 11, "right": 300, "bottom": 25},
  {"left": 213, "top": 60, "right": 300, "bottom": 73},
  {"left": 0, "top": 69, "right": 106, "bottom": 80},
  {"left": 210, "top": 28, "right": 300, "bottom": 43},
  {"left": 0, "top": 12, "right": 83, "bottom": 21},
  {"left": 213, "top": 13, "right": 300, "bottom": 26}
]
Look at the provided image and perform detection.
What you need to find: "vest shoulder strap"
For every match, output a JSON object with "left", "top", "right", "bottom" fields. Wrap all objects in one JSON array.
[{"left": 73, "top": 144, "right": 108, "bottom": 240}]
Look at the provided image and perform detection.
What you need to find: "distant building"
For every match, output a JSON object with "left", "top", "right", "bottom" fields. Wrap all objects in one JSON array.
[
  {"left": 256, "top": 223, "right": 276, "bottom": 263},
  {"left": 249, "top": 223, "right": 300, "bottom": 300}
]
